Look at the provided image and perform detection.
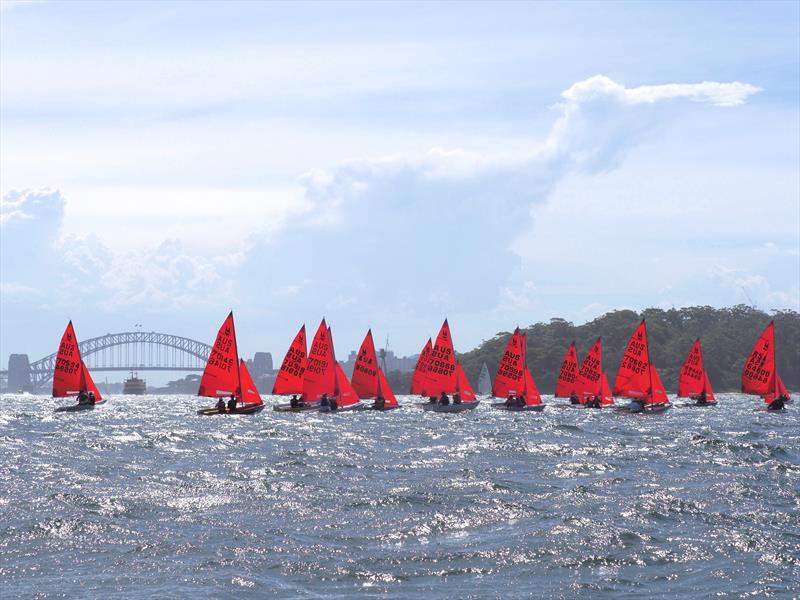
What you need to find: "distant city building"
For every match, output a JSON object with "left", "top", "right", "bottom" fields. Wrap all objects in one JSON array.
[
  {"left": 8, "top": 354, "right": 32, "bottom": 392},
  {"left": 342, "top": 349, "right": 418, "bottom": 378},
  {"left": 248, "top": 352, "right": 273, "bottom": 377}
]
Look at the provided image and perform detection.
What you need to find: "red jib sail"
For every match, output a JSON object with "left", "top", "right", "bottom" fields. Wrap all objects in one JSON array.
[
  {"left": 777, "top": 375, "right": 789, "bottom": 397},
  {"left": 678, "top": 338, "right": 715, "bottom": 401},
  {"left": 600, "top": 372, "right": 613, "bottom": 406},
  {"left": 646, "top": 363, "right": 669, "bottom": 404},
  {"left": 577, "top": 337, "right": 603, "bottom": 402},
  {"left": 198, "top": 312, "right": 240, "bottom": 397},
  {"left": 334, "top": 361, "right": 360, "bottom": 407},
  {"left": 613, "top": 320, "right": 651, "bottom": 398},
  {"left": 273, "top": 325, "right": 307, "bottom": 395},
  {"left": 492, "top": 328, "right": 526, "bottom": 398},
  {"left": 410, "top": 338, "right": 433, "bottom": 395},
  {"left": 376, "top": 368, "right": 399, "bottom": 408},
  {"left": 555, "top": 341, "right": 579, "bottom": 398},
  {"left": 425, "top": 319, "right": 457, "bottom": 395},
  {"left": 522, "top": 367, "right": 543, "bottom": 405},
  {"left": 303, "top": 319, "right": 336, "bottom": 401},
  {"left": 53, "top": 321, "right": 87, "bottom": 397},
  {"left": 351, "top": 329, "right": 379, "bottom": 399},
  {"left": 238, "top": 359, "right": 263, "bottom": 405},
  {"left": 78, "top": 360, "right": 103, "bottom": 401},
  {"left": 455, "top": 362, "right": 476, "bottom": 402},
  {"left": 741, "top": 321, "right": 776, "bottom": 399}
]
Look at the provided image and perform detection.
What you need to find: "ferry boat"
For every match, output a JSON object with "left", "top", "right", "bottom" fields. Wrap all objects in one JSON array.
[{"left": 123, "top": 372, "right": 147, "bottom": 395}]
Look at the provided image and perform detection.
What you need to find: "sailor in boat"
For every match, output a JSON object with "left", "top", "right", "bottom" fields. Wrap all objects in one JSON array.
[
  {"left": 768, "top": 396, "right": 786, "bottom": 411},
  {"left": 372, "top": 394, "right": 385, "bottom": 410},
  {"left": 439, "top": 392, "right": 450, "bottom": 406},
  {"left": 215, "top": 397, "right": 226, "bottom": 412},
  {"left": 696, "top": 390, "right": 708, "bottom": 406},
  {"left": 569, "top": 393, "right": 580, "bottom": 405},
  {"left": 505, "top": 394, "right": 515, "bottom": 408},
  {"left": 320, "top": 394, "right": 330, "bottom": 409},
  {"left": 77, "top": 390, "right": 90, "bottom": 405},
  {"left": 453, "top": 392, "right": 462, "bottom": 405},
  {"left": 516, "top": 394, "right": 526, "bottom": 408},
  {"left": 290, "top": 394, "right": 301, "bottom": 409},
  {"left": 329, "top": 396, "right": 339, "bottom": 411},
  {"left": 88, "top": 391, "right": 96, "bottom": 405},
  {"left": 428, "top": 396, "right": 437, "bottom": 404},
  {"left": 627, "top": 399, "right": 644, "bottom": 413},
  {"left": 227, "top": 395, "right": 237, "bottom": 412}
]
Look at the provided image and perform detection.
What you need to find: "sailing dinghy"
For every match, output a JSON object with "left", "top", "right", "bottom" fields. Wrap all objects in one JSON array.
[
  {"left": 576, "top": 337, "right": 613, "bottom": 408},
  {"left": 491, "top": 329, "right": 545, "bottom": 411},
  {"left": 742, "top": 321, "right": 790, "bottom": 411},
  {"left": 613, "top": 320, "right": 671, "bottom": 414},
  {"left": 554, "top": 341, "right": 580, "bottom": 405},
  {"left": 197, "top": 312, "right": 264, "bottom": 415},
  {"left": 272, "top": 325, "right": 317, "bottom": 412},
  {"left": 420, "top": 320, "right": 480, "bottom": 412},
  {"left": 477, "top": 362, "right": 492, "bottom": 395},
  {"left": 315, "top": 325, "right": 363, "bottom": 413},
  {"left": 53, "top": 321, "right": 105, "bottom": 412},
  {"left": 352, "top": 330, "right": 399, "bottom": 410},
  {"left": 677, "top": 338, "right": 716, "bottom": 407}
]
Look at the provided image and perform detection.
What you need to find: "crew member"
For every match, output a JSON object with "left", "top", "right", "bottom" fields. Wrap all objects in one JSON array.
[
  {"left": 87, "top": 391, "right": 96, "bottom": 405},
  {"left": 215, "top": 397, "right": 226, "bottom": 412},
  {"left": 439, "top": 392, "right": 450, "bottom": 406},
  {"left": 290, "top": 394, "right": 300, "bottom": 409},
  {"left": 77, "top": 390, "right": 89, "bottom": 405},
  {"left": 505, "top": 394, "right": 515, "bottom": 408},
  {"left": 453, "top": 392, "right": 462, "bottom": 404},
  {"left": 227, "top": 395, "right": 237, "bottom": 412},
  {"left": 569, "top": 393, "right": 580, "bottom": 405},
  {"left": 696, "top": 390, "right": 708, "bottom": 406},
  {"left": 373, "top": 395, "right": 385, "bottom": 410}
]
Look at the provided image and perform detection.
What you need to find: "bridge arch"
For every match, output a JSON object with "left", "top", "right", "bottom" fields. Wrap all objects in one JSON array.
[{"left": 29, "top": 331, "right": 213, "bottom": 386}]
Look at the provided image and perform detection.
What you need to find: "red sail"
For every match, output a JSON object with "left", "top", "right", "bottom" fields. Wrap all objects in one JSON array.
[
  {"left": 555, "top": 342, "right": 579, "bottom": 397},
  {"left": 600, "top": 372, "right": 613, "bottom": 406},
  {"left": 334, "top": 361, "right": 360, "bottom": 407},
  {"left": 410, "top": 339, "right": 432, "bottom": 395},
  {"left": 52, "top": 321, "right": 85, "bottom": 397},
  {"left": 492, "top": 328, "right": 526, "bottom": 398},
  {"left": 777, "top": 375, "right": 789, "bottom": 397},
  {"left": 702, "top": 371, "right": 716, "bottom": 402},
  {"left": 646, "top": 363, "right": 668, "bottom": 404},
  {"left": 377, "top": 368, "right": 399, "bottom": 407},
  {"left": 522, "top": 368, "right": 542, "bottom": 405},
  {"left": 273, "top": 325, "right": 307, "bottom": 395},
  {"left": 198, "top": 312, "right": 240, "bottom": 397},
  {"left": 351, "top": 329, "right": 379, "bottom": 399},
  {"left": 79, "top": 361, "right": 103, "bottom": 401},
  {"left": 424, "top": 319, "right": 457, "bottom": 395},
  {"left": 741, "top": 321, "right": 776, "bottom": 398},
  {"left": 576, "top": 337, "right": 603, "bottom": 401},
  {"left": 678, "top": 339, "right": 705, "bottom": 398},
  {"left": 455, "top": 362, "right": 476, "bottom": 402},
  {"left": 238, "top": 359, "right": 262, "bottom": 406},
  {"left": 302, "top": 319, "right": 336, "bottom": 401},
  {"left": 613, "top": 320, "right": 651, "bottom": 398}
]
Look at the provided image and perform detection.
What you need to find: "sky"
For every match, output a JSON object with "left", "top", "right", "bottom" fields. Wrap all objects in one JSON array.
[{"left": 1, "top": 0, "right": 799, "bottom": 375}]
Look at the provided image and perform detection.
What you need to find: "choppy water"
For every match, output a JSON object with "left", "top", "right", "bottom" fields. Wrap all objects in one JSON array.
[{"left": 1, "top": 393, "right": 798, "bottom": 599}]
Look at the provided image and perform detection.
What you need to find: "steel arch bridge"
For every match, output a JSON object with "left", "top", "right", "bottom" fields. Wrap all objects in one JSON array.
[{"left": 28, "top": 331, "right": 213, "bottom": 387}]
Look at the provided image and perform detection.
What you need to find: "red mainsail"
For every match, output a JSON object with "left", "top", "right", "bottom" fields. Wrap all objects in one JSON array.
[
  {"left": 377, "top": 368, "right": 399, "bottom": 408},
  {"left": 424, "top": 319, "right": 457, "bottom": 395},
  {"left": 613, "top": 320, "right": 651, "bottom": 399},
  {"left": 577, "top": 337, "right": 603, "bottom": 401},
  {"left": 303, "top": 319, "right": 336, "bottom": 401},
  {"left": 741, "top": 321, "right": 776, "bottom": 399},
  {"left": 455, "top": 362, "right": 476, "bottom": 402},
  {"left": 53, "top": 321, "right": 87, "bottom": 397},
  {"left": 198, "top": 312, "right": 240, "bottom": 397},
  {"left": 334, "top": 361, "right": 360, "bottom": 407},
  {"left": 351, "top": 329, "right": 379, "bottom": 399},
  {"left": 238, "top": 359, "right": 263, "bottom": 406},
  {"left": 555, "top": 341, "right": 579, "bottom": 398},
  {"left": 678, "top": 338, "right": 714, "bottom": 401},
  {"left": 410, "top": 338, "right": 433, "bottom": 395},
  {"left": 273, "top": 325, "right": 307, "bottom": 395},
  {"left": 492, "top": 328, "right": 526, "bottom": 398}
]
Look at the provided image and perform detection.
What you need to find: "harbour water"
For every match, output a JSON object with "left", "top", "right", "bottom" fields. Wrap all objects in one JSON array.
[{"left": 1, "top": 393, "right": 798, "bottom": 598}]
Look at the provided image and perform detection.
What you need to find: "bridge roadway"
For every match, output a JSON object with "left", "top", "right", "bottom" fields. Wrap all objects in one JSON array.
[{"left": 2, "top": 331, "right": 214, "bottom": 387}]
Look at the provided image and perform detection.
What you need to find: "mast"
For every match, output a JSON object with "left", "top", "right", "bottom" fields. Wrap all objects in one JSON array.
[
  {"left": 231, "top": 311, "right": 242, "bottom": 399},
  {"left": 644, "top": 320, "right": 654, "bottom": 402}
]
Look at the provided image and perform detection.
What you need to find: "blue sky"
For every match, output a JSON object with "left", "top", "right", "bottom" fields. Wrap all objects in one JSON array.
[{"left": 1, "top": 0, "right": 798, "bottom": 373}]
